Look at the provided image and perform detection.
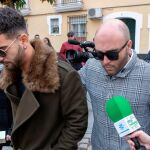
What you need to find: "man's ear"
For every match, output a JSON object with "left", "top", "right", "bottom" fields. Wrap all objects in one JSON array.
[
  {"left": 127, "top": 40, "right": 132, "bottom": 49},
  {"left": 18, "top": 33, "right": 29, "bottom": 50},
  {"left": 18, "top": 33, "right": 29, "bottom": 44},
  {"left": 127, "top": 40, "right": 133, "bottom": 56}
]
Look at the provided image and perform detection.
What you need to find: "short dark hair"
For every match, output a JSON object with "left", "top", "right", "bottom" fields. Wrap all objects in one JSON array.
[
  {"left": 0, "top": 7, "right": 27, "bottom": 39},
  {"left": 67, "top": 31, "right": 74, "bottom": 37}
]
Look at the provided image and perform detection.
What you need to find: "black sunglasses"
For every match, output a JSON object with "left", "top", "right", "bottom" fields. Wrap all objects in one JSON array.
[
  {"left": 95, "top": 41, "right": 128, "bottom": 61},
  {"left": 0, "top": 38, "right": 18, "bottom": 58}
]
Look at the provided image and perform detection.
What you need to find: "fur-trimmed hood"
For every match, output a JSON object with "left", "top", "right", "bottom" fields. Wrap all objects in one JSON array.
[{"left": 0, "top": 39, "right": 60, "bottom": 93}]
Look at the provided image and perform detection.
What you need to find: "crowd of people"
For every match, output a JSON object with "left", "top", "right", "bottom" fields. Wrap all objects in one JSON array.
[{"left": 0, "top": 6, "right": 150, "bottom": 150}]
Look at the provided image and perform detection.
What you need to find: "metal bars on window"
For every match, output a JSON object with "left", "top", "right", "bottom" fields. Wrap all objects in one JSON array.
[{"left": 68, "top": 15, "right": 87, "bottom": 41}]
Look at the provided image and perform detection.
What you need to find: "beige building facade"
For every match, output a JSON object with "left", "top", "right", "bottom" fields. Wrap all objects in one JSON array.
[{"left": 2, "top": 0, "right": 150, "bottom": 53}]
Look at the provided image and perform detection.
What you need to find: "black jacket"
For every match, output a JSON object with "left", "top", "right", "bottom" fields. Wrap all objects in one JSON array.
[{"left": 0, "top": 89, "right": 12, "bottom": 135}]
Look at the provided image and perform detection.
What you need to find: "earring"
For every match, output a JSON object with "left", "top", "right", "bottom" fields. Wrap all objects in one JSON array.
[{"left": 23, "top": 45, "right": 27, "bottom": 49}]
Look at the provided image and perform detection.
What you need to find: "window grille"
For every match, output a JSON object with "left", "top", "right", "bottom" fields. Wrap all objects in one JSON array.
[
  {"left": 47, "top": 15, "right": 62, "bottom": 35},
  {"left": 68, "top": 15, "right": 87, "bottom": 41},
  {"left": 51, "top": 18, "right": 59, "bottom": 34}
]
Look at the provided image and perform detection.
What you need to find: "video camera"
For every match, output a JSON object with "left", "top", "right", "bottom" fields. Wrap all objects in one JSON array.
[{"left": 66, "top": 40, "right": 98, "bottom": 64}]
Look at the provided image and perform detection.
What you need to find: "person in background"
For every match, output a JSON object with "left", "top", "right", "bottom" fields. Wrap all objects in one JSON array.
[
  {"left": 60, "top": 31, "right": 83, "bottom": 70},
  {"left": 78, "top": 19, "right": 150, "bottom": 149},
  {"left": 60, "top": 31, "right": 82, "bottom": 61},
  {"left": 126, "top": 130, "right": 150, "bottom": 150},
  {"left": 34, "top": 34, "right": 40, "bottom": 39},
  {"left": 43, "top": 37, "right": 53, "bottom": 48},
  {"left": 0, "top": 7, "right": 88, "bottom": 150},
  {"left": 0, "top": 64, "right": 12, "bottom": 150}
]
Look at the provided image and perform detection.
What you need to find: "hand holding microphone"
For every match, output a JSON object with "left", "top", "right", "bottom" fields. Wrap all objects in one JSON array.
[
  {"left": 105, "top": 96, "right": 146, "bottom": 150},
  {"left": 126, "top": 130, "right": 150, "bottom": 150}
]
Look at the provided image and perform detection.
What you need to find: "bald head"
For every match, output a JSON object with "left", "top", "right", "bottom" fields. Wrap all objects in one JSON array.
[
  {"left": 95, "top": 19, "right": 130, "bottom": 41},
  {"left": 94, "top": 19, "right": 131, "bottom": 51}
]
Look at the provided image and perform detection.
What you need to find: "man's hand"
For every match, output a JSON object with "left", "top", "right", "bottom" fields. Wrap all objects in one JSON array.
[
  {"left": 126, "top": 130, "right": 150, "bottom": 150},
  {"left": 6, "top": 135, "right": 11, "bottom": 142}
]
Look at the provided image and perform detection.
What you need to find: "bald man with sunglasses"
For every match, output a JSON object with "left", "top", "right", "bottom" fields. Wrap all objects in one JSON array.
[{"left": 78, "top": 19, "right": 150, "bottom": 150}]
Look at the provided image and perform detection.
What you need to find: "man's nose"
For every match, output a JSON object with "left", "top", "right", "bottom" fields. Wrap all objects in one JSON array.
[{"left": 102, "top": 55, "right": 111, "bottom": 65}]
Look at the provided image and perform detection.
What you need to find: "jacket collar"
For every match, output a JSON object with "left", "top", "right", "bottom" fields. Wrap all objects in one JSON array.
[
  {"left": 5, "top": 89, "right": 40, "bottom": 136},
  {"left": 0, "top": 40, "right": 60, "bottom": 93}
]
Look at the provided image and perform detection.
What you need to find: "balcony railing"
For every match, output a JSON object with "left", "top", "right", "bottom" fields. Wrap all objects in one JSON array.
[
  {"left": 20, "top": 7, "right": 30, "bottom": 16},
  {"left": 54, "top": 0, "right": 83, "bottom": 13},
  {"left": 19, "top": 0, "right": 30, "bottom": 16}
]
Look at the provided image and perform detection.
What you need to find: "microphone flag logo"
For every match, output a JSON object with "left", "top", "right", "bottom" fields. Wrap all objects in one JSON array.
[{"left": 114, "top": 114, "right": 141, "bottom": 137}]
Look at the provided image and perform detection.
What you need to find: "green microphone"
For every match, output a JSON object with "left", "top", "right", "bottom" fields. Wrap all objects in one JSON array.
[{"left": 105, "top": 96, "right": 146, "bottom": 150}]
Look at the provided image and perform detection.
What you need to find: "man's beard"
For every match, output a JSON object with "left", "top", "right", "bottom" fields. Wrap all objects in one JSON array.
[{"left": 6, "top": 46, "right": 24, "bottom": 71}]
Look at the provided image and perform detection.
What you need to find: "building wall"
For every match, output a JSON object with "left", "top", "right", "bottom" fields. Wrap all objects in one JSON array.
[
  {"left": 25, "top": 0, "right": 150, "bottom": 53},
  {"left": 84, "top": 0, "right": 149, "bottom": 9},
  {"left": 1, "top": 0, "right": 150, "bottom": 53}
]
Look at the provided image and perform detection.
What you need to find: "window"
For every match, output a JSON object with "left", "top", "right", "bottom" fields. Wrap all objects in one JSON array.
[
  {"left": 68, "top": 15, "right": 87, "bottom": 41},
  {"left": 47, "top": 15, "right": 62, "bottom": 35}
]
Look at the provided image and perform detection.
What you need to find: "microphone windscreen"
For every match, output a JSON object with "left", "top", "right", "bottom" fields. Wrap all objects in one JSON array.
[{"left": 105, "top": 96, "right": 132, "bottom": 123}]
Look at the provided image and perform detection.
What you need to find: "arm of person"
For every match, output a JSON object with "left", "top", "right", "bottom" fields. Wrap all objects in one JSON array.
[
  {"left": 126, "top": 130, "right": 150, "bottom": 150},
  {"left": 60, "top": 43, "right": 67, "bottom": 61},
  {"left": 53, "top": 69, "right": 88, "bottom": 150}
]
